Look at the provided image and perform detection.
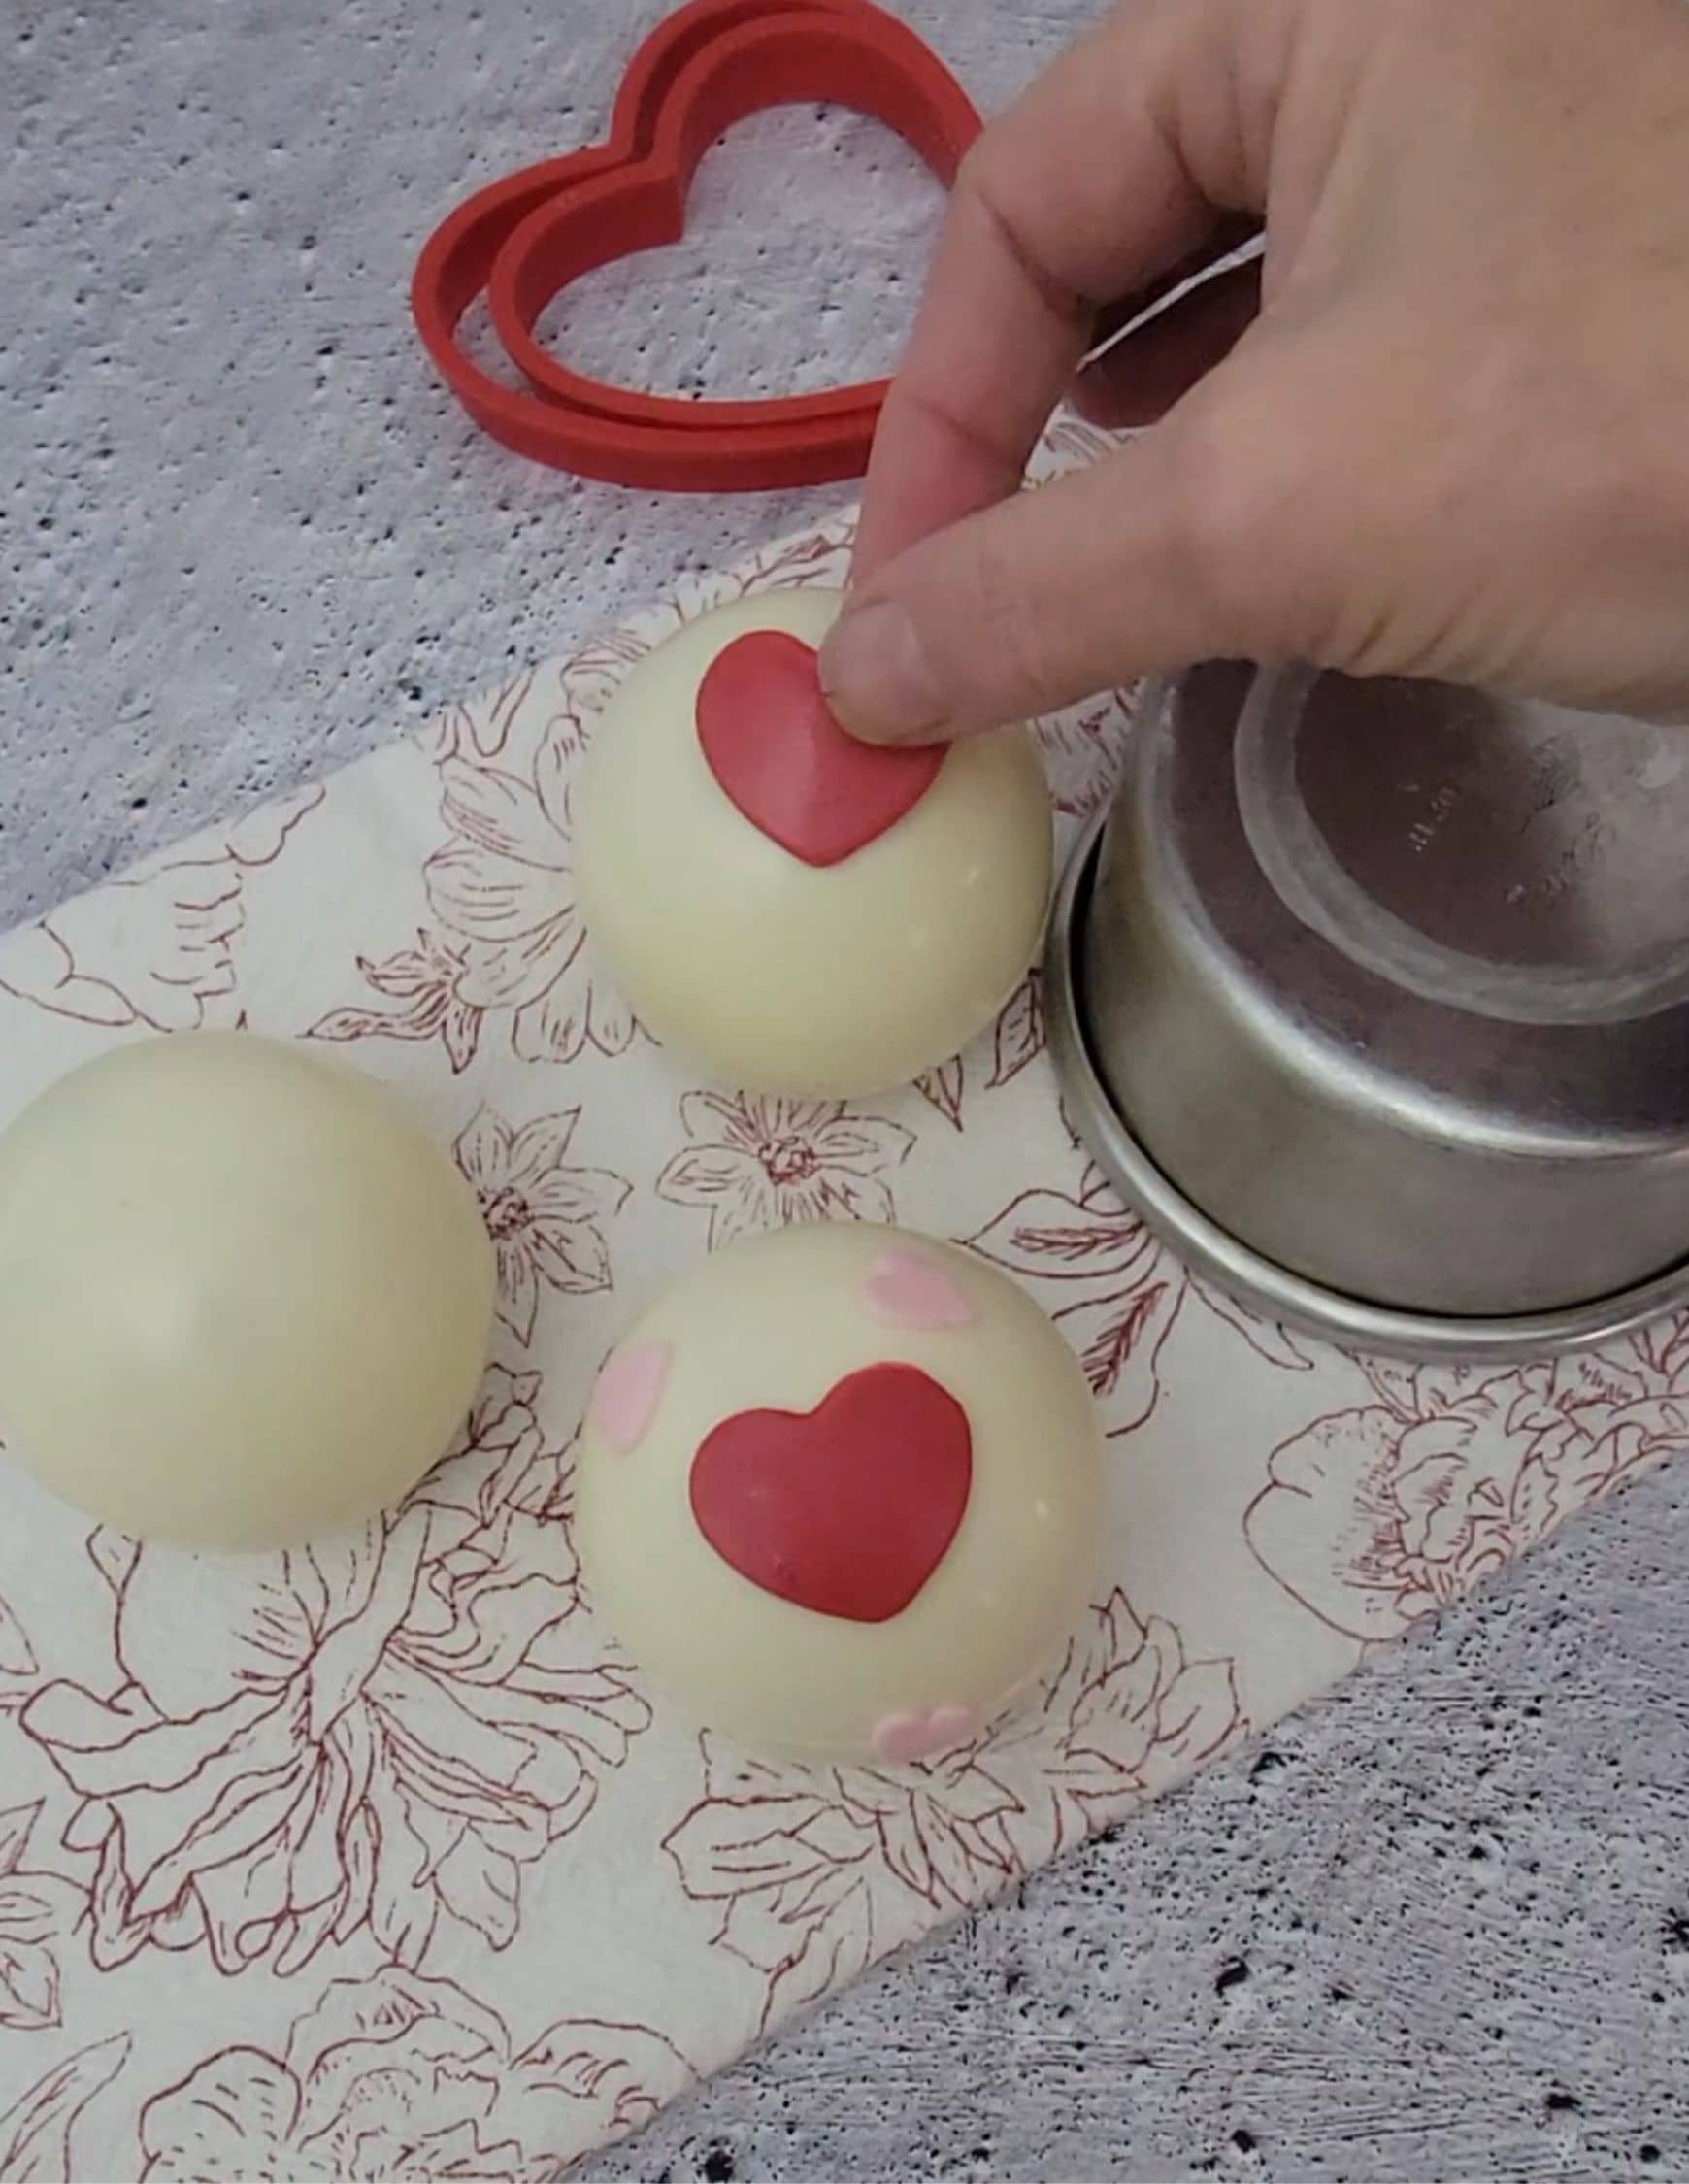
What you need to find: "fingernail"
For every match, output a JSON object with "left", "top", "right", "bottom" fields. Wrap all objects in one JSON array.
[{"left": 819, "top": 599, "right": 943, "bottom": 745}]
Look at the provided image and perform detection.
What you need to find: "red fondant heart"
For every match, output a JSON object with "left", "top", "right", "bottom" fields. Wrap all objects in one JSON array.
[
  {"left": 689, "top": 1362, "right": 972, "bottom": 1623},
  {"left": 696, "top": 630, "right": 944, "bottom": 866}
]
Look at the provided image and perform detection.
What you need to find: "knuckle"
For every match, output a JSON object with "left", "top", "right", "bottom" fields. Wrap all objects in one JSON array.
[
  {"left": 1165, "top": 393, "right": 1324, "bottom": 654},
  {"left": 1166, "top": 415, "right": 1285, "bottom": 637},
  {"left": 950, "top": 139, "right": 1010, "bottom": 260},
  {"left": 944, "top": 525, "right": 1065, "bottom": 724},
  {"left": 950, "top": 136, "right": 1091, "bottom": 331},
  {"left": 952, "top": 135, "right": 992, "bottom": 207}
]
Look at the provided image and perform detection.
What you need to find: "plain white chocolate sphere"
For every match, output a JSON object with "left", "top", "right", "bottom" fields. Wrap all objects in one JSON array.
[
  {"left": 0, "top": 1033, "right": 495, "bottom": 1549},
  {"left": 575, "top": 1222, "right": 1102, "bottom": 1764},
  {"left": 574, "top": 589, "right": 1053, "bottom": 1099}
]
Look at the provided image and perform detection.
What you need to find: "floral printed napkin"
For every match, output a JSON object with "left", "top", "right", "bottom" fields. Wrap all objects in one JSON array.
[{"left": 2, "top": 418, "right": 1685, "bottom": 2181}]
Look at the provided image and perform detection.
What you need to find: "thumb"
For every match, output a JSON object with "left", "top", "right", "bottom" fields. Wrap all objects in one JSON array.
[{"left": 819, "top": 377, "right": 1309, "bottom": 743}]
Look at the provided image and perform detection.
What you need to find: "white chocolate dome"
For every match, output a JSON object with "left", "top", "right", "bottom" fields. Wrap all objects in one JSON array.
[
  {"left": 0, "top": 1033, "right": 495, "bottom": 1549},
  {"left": 574, "top": 1222, "right": 1102, "bottom": 1764},
  {"left": 574, "top": 589, "right": 1052, "bottom": 1099}
]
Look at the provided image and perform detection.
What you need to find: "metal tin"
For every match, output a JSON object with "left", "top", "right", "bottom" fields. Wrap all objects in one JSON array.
[{"left": 1046, "top": 662, "right": 1689, "bottom": 1359}]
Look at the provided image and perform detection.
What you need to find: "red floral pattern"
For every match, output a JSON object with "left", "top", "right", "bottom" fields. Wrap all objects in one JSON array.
[
  {"left": 19, "top": 1370, "right": 648, "bottom": 1977},
  {"left": 1036, "top": 696, "right": 1133, "bottom": 824},
  {"left": 989, "top": 973, "right": 1045, "bottom": 1090},
  {"left": 914, "top": 1054, "right": 966, "bottom": 1131},
  {"left": 0, "top": 1596, "right": 33, "bottom": 1717},
  {"left": 1245, "top": 1324, "right": 1689, "bottom": 1639},
  {"left": 0, "top": 1804, "right": 83, "bottom": 2032},
  {"left": 309, "top": 929, "right": 484, "bottom": 1075},
  {"left": 0, "top": 789, "right": 322, "bottom": 1035},
  {"left": 664, "top": 1587, "right": 1244, "bottom": 2035},
  {"left": 0, "top": 2035, "right": 129, "bottom": 2183},
  {"left": 136, "top": 1967, "right": 692, "bottom": 2180},
  {"left": 656, "top": 1090, "right": 916, "bottom": 1248},
  {"left": 966, "top": 1160, "right": 1310, "bottom": 1434},
  {"left": 309, "top": 695, "right": 641, "bottom": 1071},
  {"left": 453, "top": 1107, "right": 632, "bottom": 1345}
]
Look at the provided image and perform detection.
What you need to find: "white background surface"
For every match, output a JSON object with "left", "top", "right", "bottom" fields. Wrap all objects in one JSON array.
[{"left": 3, "top": 2, "right": 1687, "bottom": 2175}]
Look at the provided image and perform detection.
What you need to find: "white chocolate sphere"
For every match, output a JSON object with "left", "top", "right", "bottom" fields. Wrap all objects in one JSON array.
[
  {"left": 0, "top": 1034, "right": 495, "bottom": 1549},
  {"left": 574, "top": 589, "right": 1053, "bottom": 1099},
  {"left": 575, "top": 1222, "right": 1102, "bottom": 1764}
]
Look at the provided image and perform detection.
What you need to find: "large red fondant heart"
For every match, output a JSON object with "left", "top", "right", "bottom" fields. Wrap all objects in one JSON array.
[
  {"left": 695, "top": 630, "right": 944, "bottom": 866},
  {"left": 689, "top": 1362, "right": 972, "bottom": 1623}
]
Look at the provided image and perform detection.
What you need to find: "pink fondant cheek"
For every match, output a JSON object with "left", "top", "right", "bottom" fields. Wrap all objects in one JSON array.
[
  {"left": 862, "top": 1247, "right": 975, "bottom": 1332},
  {"left": 872, "top": 1704, "right": 975, "bottom": 1766},
  {"left": 587, "top": 1341, "right": 672, "bottom": 1455}
]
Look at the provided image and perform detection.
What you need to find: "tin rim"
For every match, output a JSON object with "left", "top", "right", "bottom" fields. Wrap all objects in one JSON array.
[{"left": 1044, "top": 812, "right": 1689, "bottom": 1362}]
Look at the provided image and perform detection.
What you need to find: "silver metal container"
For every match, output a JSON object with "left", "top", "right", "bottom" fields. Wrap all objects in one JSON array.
[{"left": 1046, "top": 661, "right": 1689, "bottom": 1358}]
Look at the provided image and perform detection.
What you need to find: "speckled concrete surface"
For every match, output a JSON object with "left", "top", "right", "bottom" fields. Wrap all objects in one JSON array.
[{"left": 4, "top": 4, "right": 1688, "bottom": 2177}]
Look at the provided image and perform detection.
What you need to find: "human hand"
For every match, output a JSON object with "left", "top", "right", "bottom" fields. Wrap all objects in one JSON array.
[{"left": 819, "top": 0, "right": 1689, "bottom": 741}]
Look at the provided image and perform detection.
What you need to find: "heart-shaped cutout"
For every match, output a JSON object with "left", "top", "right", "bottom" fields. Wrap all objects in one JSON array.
[
  {"left": 689, "top": 1362, "right": 972, "bottom": 1622},
  {"left": 413, "top": 0, "right": 980, "bottom": 488},
  {"left": 696, "top": 630, "right": 944, "bottom": 866},
  {"left": 521, "top": 106, "right": 937, "bottom": 409}
]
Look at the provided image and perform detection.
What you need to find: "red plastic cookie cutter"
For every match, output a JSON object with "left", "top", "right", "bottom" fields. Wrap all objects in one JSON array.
[{"left": 410, "top": 0, "right": 979, "bottom": 490}]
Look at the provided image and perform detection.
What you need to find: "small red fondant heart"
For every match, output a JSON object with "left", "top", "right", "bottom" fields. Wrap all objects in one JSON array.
[
  {"left": 689, "top": 1362, "right": 972, "bottom": 1623},
  {"left": 695, "top": 630, "right": 944, "bottom": 867}
]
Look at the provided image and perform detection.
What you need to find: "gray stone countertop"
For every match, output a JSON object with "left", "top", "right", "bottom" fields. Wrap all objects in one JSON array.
[{"left": 3, "top": 2, "right": 1686, "bottom": 2176}]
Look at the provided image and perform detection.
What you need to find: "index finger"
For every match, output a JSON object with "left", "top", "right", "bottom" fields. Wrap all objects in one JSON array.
[{"left": 852, "top": 0, "right": 1255, "bottom": 578}]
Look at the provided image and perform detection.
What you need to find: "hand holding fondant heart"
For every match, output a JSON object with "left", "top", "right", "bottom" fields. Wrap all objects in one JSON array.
[{"left": 696, "top": 631, "right": 944, "bottom": 866}]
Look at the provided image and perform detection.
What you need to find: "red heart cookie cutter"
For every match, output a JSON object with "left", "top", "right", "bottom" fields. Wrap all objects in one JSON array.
[{"left": 410, "top": 0, "right": 979, "bottom": 490}]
